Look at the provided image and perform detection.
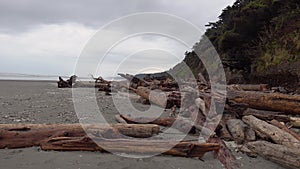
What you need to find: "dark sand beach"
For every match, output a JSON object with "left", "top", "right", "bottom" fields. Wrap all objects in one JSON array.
[{"left": 0, "top": 80, "right": 285, "bottom": 169}]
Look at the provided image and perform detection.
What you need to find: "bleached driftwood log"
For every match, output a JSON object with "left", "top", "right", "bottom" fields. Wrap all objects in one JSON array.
[
  {"left": 246, "top": 141, "right": 300, "bottom": 169},
  {"left": 226, "top": 119, "right": 255, "bottom": 143},
  {"left": 270, "top": 119, "right": 300, "bottom": 141},
  {"left": 291, "top": 117, "right": 300, "bottom": 128},
  {"left": 242, "top": 115, "right": 300, "bottom": 148}
]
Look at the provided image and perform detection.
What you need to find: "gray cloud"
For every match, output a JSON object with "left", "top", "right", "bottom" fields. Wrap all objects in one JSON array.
[
  {"left": 0, "top": 0, "right": 235, "bottom": 33},
  {"left": 0, "top": 0, "right": 235, "bottom": 77}
]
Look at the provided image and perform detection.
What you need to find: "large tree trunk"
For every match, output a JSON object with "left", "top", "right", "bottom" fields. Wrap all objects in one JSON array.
[
  {"left": 41, "top": 136, "right": 220, "bottom": 158},
  {"left": 246, "top": 141, "right": 300, "bottom": 169},
  {"left": 0, "top": 124, "right": 160, "bottom": 149},
  {"left": 227, "top": 90, "right": 300, "bottom": 115},
  {"left": 134, "top": 87, "right": 181, "bottom": 108},
  {"left": 242, "top": 115, "right": 300, "bottom": 149},
  {"left": 135, "top": 87, "right": 167, "bottom": 108}
]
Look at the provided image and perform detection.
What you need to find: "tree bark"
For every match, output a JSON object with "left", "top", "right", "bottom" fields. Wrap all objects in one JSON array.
[
  {"left": 0, "top": 124, "right": 160, "bottom": 149},
  {"left": 270, "top": 119, "right": 300, "bottom": 141},
  {"left": 246, "top": 141, "right": 300, "bottom": 169},
  {"left": 227, "top": 90, "right": 300, "bottom": 115},
  {"left": 134, "top": 87, "right": 171, "bottom": 108},
  {"left": 229, "top": 84, "right": 269, "bottom": 91},
  {"left": 41, "top": 136, "right": 220, "bottom": 158},
  {"left": 120, "top": 115, "right": 196, "bottom": 134},
  {"left": 291, "top": 117, "right": 300, "bottom": 128},
  {"left": 242, "top": 115, "right": 300, "bottom": 148},
  {"left": 241, "top": 108, "right": 290, "bottom": 122}
]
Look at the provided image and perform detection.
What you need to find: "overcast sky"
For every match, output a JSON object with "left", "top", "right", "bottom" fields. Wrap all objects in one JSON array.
[{"left": 0, "top": 0, "right": 235, "bottom": 78}]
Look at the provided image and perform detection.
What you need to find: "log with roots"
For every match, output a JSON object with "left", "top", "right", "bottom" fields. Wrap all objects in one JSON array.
[
  {"left": 0, "top": 124, "right": 160, "bottom": 149},
  {"left": 41, "top": 136, "right": 220, "bottom": 158},
  {"left": 57, "top": 75, "right": 77, "bottom": 88},
  {"left": 246, "top": 141, "right": 300, "bottom": 169},
  {"left": 227, "top": 90, "right": 300, "bottom": 115},
  {"left": 242, "top": 115, "right": 300, "bottom": 149}
]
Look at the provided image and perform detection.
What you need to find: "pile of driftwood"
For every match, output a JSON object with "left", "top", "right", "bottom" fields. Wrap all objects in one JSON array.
[{"left": 116, "top": 73, "right": 300, "bottom": 169}]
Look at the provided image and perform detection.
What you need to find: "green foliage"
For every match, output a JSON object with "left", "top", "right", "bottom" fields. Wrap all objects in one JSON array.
[
  {"left": 180, "top": 0, "right": 300, "bottom": 77},
  {"left": 242, "top": 0, "right": 267, "bottom": 10},
  {"left": 258, "top": 29, "right": 300, "bottom": 70}
]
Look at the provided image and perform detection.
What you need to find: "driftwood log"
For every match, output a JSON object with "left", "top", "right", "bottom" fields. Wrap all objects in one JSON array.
[
  {"left": 0, "top": 124, "right": 160, "bottom": 149},
  {"left": 241, "top": 108, "right": 290, "bottom": 122},
  {"left": 270, "top": 119, "right": 300, "bottom": 141},
  {"left": 242, "top": 115, "right": 300, "bottom": 149},
  {"left": 134, "top": 87, "right": 167, "bottom": 108},
  {"left": 227, "top": 90, "right": 300, "bottom": 115},
  {"left": 120, "top": 115, "right": 196, "bottom": 134},
  {"left": 133, "top": 87, "right": 180, "bottom": 109},
  {"left": 290, "top": 117, "right": 300, "bottom": 128},
  {"left": 57, "top": 75, "right": 77, "bottom": 88},
  {"left": 41, "top": 136, "right": 220, "bottom": 158},
  {"left": 246, "top": 141, "right": 300, "bottom": 169},
  {"left": 208, "top": 137, "right": 238, "bottom": 169},
  {"left": 228, "top": 84, "right": 269, "bottom": 91}
]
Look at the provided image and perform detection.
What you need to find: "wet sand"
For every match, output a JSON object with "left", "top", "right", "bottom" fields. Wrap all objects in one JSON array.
[{"left": 0, "top": 80, "right": 286, "bottom": 169}]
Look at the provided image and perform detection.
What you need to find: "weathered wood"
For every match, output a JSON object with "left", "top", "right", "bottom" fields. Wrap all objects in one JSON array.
[
  {"left": 242, "top": 115, "right": 300, "bottom": 148},
  {"left": 0, "top": 124, "right": 160, "bottom": 149},
  {"left": 270, "top": 120, "right": 300, "bottom": 141},
  {"left": 57, "top": 75, "right": 77, "bottom": 88},
  {"left": 241, "top": 108, "right": 290, "bottom": 122},
  {"left": 41, "top": 136, "right": 220, "bottom": 158},
  {"left": 135, "top": 87, "right": 167, "bottom": 108},
  {"left": 217, "top": 118, "right": 233, "bottom": 141},
  {"left": 229, "top": 84, "right": 269, "bottom": 91},
  {"left": 120, "top": 115, "right": 196, "bottom": 134},
  {"left": 227, "top": 90, "right": 300, "bottom": 115},
  {"left": 246, "top": 141, "right": 300, "bottom": 169},
  {"left": 115, "top": 115, "right": 127, "bottom": 124},
  {"left": 226, "top": 119, "right": 246, "bottom": 144},
  {"left": 208, "top": 137, "right": 238, "bottom": 169},
  {"left": 291, "top": 117, "right": 300, "bottom": 128}
]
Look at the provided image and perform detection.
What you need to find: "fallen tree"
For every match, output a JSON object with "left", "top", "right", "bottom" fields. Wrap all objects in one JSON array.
[
  {"left": 41, "top": 136, "right": 220, "bottom": 158},
  {"left": 227, "top": 90, "right": 300, "bottom": 115},
  {"left": 0, "top": 123, "right": 160, "bottom": 149},
  {"left": 242, "top": 115, "right": 300, "bottom": 149},
  {"left": 134, "top": 87, "right": 181, "bottom": 108}
]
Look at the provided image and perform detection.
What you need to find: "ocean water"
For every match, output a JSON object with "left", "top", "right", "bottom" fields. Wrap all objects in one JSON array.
[
  {"left": 0, "top": 73, "right": 60, "bottom": 81},
  {"left": 0, "top": 73, "right": 123, "bottom": 81}
]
